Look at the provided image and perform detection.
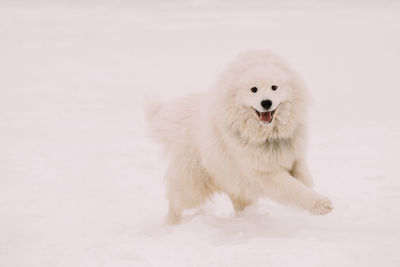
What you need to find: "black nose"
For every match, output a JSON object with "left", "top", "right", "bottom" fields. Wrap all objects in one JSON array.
[{"left": 260, "top": 99, "right": 272, "bottom": 110}]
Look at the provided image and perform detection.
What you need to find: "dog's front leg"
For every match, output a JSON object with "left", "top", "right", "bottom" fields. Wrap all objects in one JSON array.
[
  {"left": 262, "top": 171, "right": 333, "bottom": 215},
  {"left": 290, "top": 160, "right": 314, "bottom": 187}
]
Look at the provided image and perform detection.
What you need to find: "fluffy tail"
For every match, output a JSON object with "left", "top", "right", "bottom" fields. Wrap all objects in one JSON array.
[
  {"left": 145, "top": 95, "right": 195, "bottom": 151},
  {"left": 144, "top": 98, "right": 163, "bottom": 123},
  {"left": 144, "top": 98, "right": 174, "bottom": 150}
]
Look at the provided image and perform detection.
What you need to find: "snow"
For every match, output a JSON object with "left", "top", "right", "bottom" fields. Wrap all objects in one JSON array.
[{"left": 1, "top": 1, "right": 399, "bottom": 266}]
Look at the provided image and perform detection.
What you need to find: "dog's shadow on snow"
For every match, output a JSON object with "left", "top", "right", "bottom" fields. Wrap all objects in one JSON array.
[
  {"left": 182, "top": 208, "right": 312, "bottom": 244},
  {"left": 140, "top": 199, "right": 329, "bottom": 244}
]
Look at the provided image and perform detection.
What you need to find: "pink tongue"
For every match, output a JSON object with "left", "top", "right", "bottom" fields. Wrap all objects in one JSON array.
[{"left": 260, "top": 111, "right": 272, "bottom": 122}]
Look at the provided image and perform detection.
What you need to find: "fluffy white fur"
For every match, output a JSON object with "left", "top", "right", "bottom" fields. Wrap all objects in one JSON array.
[{"left": 146, "top": 51, "right": 333, "bottom": 224}]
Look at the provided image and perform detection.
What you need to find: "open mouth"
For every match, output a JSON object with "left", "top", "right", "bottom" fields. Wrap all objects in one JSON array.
[{"left": 253, "top": 108, "right": 276, "bottom": 124}]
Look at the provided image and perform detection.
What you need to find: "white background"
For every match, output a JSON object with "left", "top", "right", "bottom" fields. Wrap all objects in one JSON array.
[{"left": 1, "top": 1, "right": 399, "bottom": 266}]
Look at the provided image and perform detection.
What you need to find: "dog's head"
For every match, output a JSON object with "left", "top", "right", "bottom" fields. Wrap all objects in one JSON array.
[{"left": 215, "top": 51, "right": 308, "bottom": 143}]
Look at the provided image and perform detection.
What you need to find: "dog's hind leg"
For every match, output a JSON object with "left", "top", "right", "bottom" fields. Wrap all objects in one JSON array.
[
  {"left": 166, "top": 201, "right": 182, "bottom": 225},
  {"left": 229, "top": 195, "right": 253, "bottom": 213},
  {"left": 165, "top": 153, "right": 215, "bottom": 224}
]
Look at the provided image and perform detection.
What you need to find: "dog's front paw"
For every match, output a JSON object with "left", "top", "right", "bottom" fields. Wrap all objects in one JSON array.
[{"left": 310, "top": 196, "right": 333, "bottom": 215}]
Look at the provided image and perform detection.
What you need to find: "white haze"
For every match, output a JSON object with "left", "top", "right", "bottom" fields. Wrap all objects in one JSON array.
[{"left": 0, "top": 1, "right": 399, "bottom": 266}]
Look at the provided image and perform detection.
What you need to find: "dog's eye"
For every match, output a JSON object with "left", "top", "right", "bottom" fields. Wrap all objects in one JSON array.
[
  {"left": 271, "top": 85, "right": 278, "bottom": 91},
  {"left": 250, "top": 87, "right": 258, "bottom": 93}
]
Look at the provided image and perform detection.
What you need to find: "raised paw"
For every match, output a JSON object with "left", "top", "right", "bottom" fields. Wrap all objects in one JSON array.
[{"left": 310, "top": 197, "right": 333, "bottom": 215}]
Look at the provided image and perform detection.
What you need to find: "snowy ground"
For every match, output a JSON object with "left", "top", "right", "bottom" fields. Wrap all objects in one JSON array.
[{"left": 1, "top": 1, "right": 400, "bottom": 266}]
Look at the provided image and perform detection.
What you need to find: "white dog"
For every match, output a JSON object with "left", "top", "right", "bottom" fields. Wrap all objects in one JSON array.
[{"left": 146, "top": 51, "right": 333, "bottom": 224}]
